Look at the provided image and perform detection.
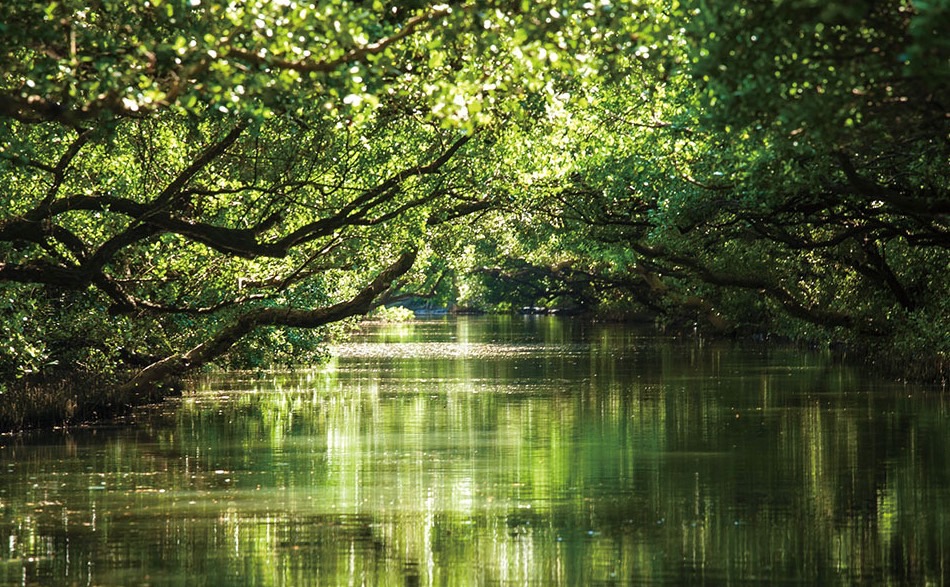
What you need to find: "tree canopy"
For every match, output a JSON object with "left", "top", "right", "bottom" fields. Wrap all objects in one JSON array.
[
  {"left": 458, "top": 0, "right": 948, "bottom": 376},
  {"left": 0, "top": 0, "right": 947, "bottom": 427}
]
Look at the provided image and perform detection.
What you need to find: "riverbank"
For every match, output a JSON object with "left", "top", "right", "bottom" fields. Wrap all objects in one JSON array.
[{"left": 0, "top": 372, "right": 178, "bottom": 433}]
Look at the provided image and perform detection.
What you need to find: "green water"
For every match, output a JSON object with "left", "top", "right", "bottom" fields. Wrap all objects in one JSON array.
[{"left": 2, "top": 316, "right": 948, "bottom": 585}]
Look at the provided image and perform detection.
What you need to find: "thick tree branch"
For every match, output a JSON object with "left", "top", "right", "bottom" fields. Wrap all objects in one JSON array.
[
  {"left": 626, "top": 241, "right": 883, "bottom": 333},
  {"left": 1, "top": 133, "right": 468, "bottom": 267},
  {"left": 118, "top": 250, "right": 417, "bottom": 396},
  {"left": 0, "top": 90, "right": 142, "bottom": 126}
]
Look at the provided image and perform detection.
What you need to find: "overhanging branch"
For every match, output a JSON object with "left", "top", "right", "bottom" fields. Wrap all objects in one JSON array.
[{"left": 118, "top": 249, "right": 417, "bottom": 396}]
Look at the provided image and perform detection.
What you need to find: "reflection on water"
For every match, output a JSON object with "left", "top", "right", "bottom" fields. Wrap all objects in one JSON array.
[{"left": 1, "top": 316, "right": 949, "bottom": 585}]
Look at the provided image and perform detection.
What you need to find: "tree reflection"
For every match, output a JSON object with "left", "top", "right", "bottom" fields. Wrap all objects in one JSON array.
[{"left": 1, "top": 317, "right": 947, "bottom": 585}]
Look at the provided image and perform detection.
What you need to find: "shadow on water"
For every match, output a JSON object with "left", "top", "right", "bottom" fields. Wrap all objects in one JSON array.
[{"left": 1, "top": 316, "right": 949, "bottom": 585}]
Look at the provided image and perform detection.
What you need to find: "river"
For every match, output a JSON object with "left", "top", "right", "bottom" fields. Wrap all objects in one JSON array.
[{"left": 1, "top": 316, "right": 948, "bottom": 585}]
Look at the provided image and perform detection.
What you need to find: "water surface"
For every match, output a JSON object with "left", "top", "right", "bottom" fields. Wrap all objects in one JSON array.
[{"left": 2, "top": 317, "right": 948, "bottom": 585}]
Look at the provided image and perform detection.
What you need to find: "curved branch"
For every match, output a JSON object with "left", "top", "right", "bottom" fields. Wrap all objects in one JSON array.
[
  {"left": 42, "top": 128, "right": 94, "bottom": 206},
  {"left": 123, "top": 293, "right": 273, "bottom": 316},
  {"left": 277, "top": 135, "right": 471, "bottom": 250},
  {"left": 118, "top": 250, "right": 417, "bottom": 396},
  {"left": 147, "top": 121, "right": 249, "bottom": 212},
  {"left": 628, "top": 241, "right": 883, "bottom": 334},
  {"left": 0, "top": 90, "right": 142, "bottom": 126},
  {"left": 1, "top": 134, "right": 469, "bottom": 264}
]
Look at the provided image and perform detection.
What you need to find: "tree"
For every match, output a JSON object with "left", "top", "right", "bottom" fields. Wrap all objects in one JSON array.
[
  {"left": 2, "top": 0, "right": 944, "bottom": 431},
  {"left": 469, "top": 0, "right": 948, "bottom": 378},
  {"left": 0, "top": 0, "right": 655, "bottom": 424},
  {"left": 661, "top": 0, "right": 947, "bottom": 366}
]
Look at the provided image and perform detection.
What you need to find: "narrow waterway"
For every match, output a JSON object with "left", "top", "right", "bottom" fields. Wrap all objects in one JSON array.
[{"left": 1, "top": 316, "right": 948, "bottom": 585}]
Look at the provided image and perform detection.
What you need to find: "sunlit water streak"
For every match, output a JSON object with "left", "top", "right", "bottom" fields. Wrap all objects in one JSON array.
[
  {"left": 333, "top": 341, "right": 590, "bottom": 359},
  {"left": 1, "top": 316, "right": 948, "bottom": 585}
]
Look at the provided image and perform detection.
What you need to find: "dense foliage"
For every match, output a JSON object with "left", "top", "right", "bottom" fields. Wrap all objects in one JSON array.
[
  {"left": 461, "top": 0, "right": 949, "bottom": 378},
  {"left": 0, "top": 0, "right": 946, "bottom": 427}
]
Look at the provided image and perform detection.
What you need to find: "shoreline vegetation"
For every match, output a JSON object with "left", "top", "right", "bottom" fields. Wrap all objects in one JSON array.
[
  {"left": 0, "top": 371, "right": 181, "bottom": 435},
  {"left": 2, "top": 311, "right": 944, "bottom": 434}
]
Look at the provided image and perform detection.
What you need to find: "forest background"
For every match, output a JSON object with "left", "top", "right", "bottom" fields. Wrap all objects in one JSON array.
[{"left": 0, "top": 0, "right": 946, "bottom": 430}]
